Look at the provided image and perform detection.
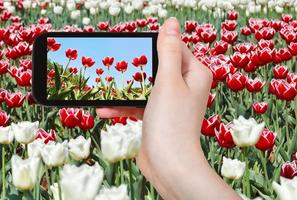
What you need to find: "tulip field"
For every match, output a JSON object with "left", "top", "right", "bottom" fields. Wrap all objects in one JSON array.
[{"left": 1, "top": 0, "right": 297, "bottom": 200}]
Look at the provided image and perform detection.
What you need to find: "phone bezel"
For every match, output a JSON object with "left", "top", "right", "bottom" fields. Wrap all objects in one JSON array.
[{"left": 32, "top": 32, "right": 158, "bottom": 107}]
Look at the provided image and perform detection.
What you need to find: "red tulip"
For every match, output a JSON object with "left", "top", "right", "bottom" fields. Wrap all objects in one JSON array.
[
  {"left": 210, "top": 41, "right": 229, "bottom": 55},
  {"left": 111, "top": 117, "right": 137, "bottom": 125},
  {"left": 149, "top": 23, "right": 159, "bottom": 31},
  {"left": 288, "top": 42, "right": 297, "bottom": 55},
  {"left": 14, "top": 69, "right": 31, "bottom": 87},
  {"left": 246, "top": 77, "right": 265, "bottom": 93},
  {"left": 287, "top": 73, "right": 297, "bottom": 84},
  {"left": 255, "top": 129, "right": 276, "bottom": 151},
  {"left": 82, "top": 56, "right": 95, "bottom": 68},
  {"left": 281, "top": 14, "right": 293, "bottom": 23},
  {"left": 65, "top": 48, "right": 78, "bottom": 60},
  {"left": 48, "top": 69, "right": 55, "bottom": 78},
  {"left": 0, "top": 89, "right": 7, "bottom": 103},
  {"left": 273, "top": 65, "right": 289, "bottom": 79},
  {"left": 97, "top": 22, "right": 109, "bottom": 31},
  {"left": 209, "top": 64, "right": 230, "bottom": 81},
  {"left": 0, "top": 61, "right": 9, "bottom": 75},
  {"left": 233, "top": 43, "right": 255, "bottom": 53},
  {"left": 226, "top": 72, "right": 247, "bottom": 92},
  {"left": 222, "top": 20, "right": 237, "bottom": 31},
  {"left": 201, "top": 114, "right": 220, "bottom": 137},
  {"left": 147, "top": 16, "right": 158, "bottom": 24},
  {"left": 200, "top": 29, "right": 217, "bottom": 43},
  {"left": 20, "top": 59, "right": 32, "bottom": 70},
  {"left": 132, "top": 55, "right": 148, "bottom": 67},
  {"left": 252, "top": 102, "right": 268, "bottom": 114},
  {"left": 226, "top": 11, "right": 238, "bottom": 20},
  {"left": 133, "top": 72, "right": 146, "bottom": 82},
  {"left": 230, "top": 52, "right": 250, "bottom": 68},
  {"left": 136, "top": 19, "right": 147, "bottom": 28},
  {"left": 221, "top": 30, "right": 238, "bottom": 44},
  {"left": 148, "top": 76, "right": 153, "bottom": 83},
  {"left": 96, "top": 68, "right": 104, "bottom": 75},
  {"left": 0, "top": 110, "right": 9, "bottom": 127},
  {"left": 115, "top": 61, "right": 128, "bottom": 72},
  {"left": 254, "top": 27, "right": 275, "bottom": 41},
  {"left": 207, "top": 93, "right": 216, "bottom": 108},
  {"left": 79, "top": 111, "right": 95, "bottom": 130},
  {"left": 215, "top": 123, "right": 236, "bottom": 148},
  {"left": 59, "top": 108, "right": 83, "bottom": 128},
  {"left": 244, "top": 62, "right": 258, "bottom": 73},
  {"left": 105, "top": 75, "right": 114, "bottom": 82},
  {"left": 240, "top": 26, "right": 252, "bottom": 36},
  {"left": 26, "top": 92, "right": 36, "bottom": 105},
  {"left": 4, "top": 91, "right": 25, "bottom": 108},
  {"left": 69, "top": 67, "right": 78, "bottom": 74},
  {"left": 274, "top": 80, "right": 297, "bottom": 101},
  {"left": 258, "top": 39, "right": 274, "bottom": 50},
  {"left": 95, "top": 77, "right": 101, "bottom": 83},
  {"left": 280, "top": 161, "right": 297, "bottom": 179},
  {"left": 36, "top": 128, "right": 56, "bottom": 144},
  {"left": 125, "top": 21, "right": 137, "bottom": 32},
  {"left": 102, "top": 56, "right": 114, "bottom": 67},
  {"left": 185, "top": 20, "right": 198, "bottom": 33}
]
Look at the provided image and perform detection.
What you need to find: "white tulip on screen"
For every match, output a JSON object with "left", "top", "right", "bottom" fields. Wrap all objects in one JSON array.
[
  {"left": 50, "top": 163, "right": 104, "bottom": 200},
  {"left": 28, "top": 139, "right": 45, "bottom": 158},
  {"left": 231, "top": 116, "right": 265, "bottom": 147},
  {"left": 95, "top": 185, "right": 129, "bottom": 200},
  {"left": 11, "top": 155, "right": 41, "bottom": 191},
  {"left": 12, "top": 121, "right": 39, "bottom": 144},
  {"left": 221, "top": 157, "right": 246, "bottom": 180},
  {"left": 273, "top": 177, "right": 297, "bottom": 200},
  {"left": 68, "top": 136, "right": 91, "bottom": 161},
  {"left": 101, "top": 119, "right": 142, "bottom": 162},
  {"left": 0, "top": 126, "right": 13, "bottom": 144},
  {"left": 40, "top": 141, "right": 68, "bottom": 167}
]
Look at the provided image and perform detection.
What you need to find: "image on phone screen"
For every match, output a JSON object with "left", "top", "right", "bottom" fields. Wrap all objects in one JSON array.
[{"left": 47, "top": 37, "right": 153, "bottom": 101}]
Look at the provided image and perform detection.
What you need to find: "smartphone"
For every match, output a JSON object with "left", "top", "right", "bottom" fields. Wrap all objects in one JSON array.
[{"left": 32, "top": 32, "right": 158, "bottom": 107}]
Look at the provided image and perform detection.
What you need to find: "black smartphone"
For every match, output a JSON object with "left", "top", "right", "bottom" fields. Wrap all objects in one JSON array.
[{"left": 32, "top": 32, "right": 158, "bottom": 107}]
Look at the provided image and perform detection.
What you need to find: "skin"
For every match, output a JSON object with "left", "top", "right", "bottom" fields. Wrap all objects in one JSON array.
[{"left": 97, "top": 18, "right": 241, "bottom": 200}]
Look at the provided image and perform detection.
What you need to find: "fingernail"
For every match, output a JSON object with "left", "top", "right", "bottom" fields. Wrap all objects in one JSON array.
[{"left": 165, "top": 17, "right": 180, "bottom": 36}]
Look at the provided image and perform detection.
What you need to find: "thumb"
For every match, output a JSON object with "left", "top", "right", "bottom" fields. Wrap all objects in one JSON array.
[{"left": 155, "top": 18, "right": 183, "bottom": 85}]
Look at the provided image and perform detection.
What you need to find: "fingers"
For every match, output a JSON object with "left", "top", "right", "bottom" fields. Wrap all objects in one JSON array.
[
  {"left": 155, "top": 18, "right": 183, "bottom": 86},
  {"left": 181, "top": 42, "right": 213, "bottom": 95},
  {"left": 96, "top": 107, "right": 144, "bottom": 119}
]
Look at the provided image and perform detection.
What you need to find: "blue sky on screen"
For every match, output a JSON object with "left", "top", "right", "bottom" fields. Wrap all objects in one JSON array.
[{"left": 48, "top": 37, "right": 152, "bottom": 89}]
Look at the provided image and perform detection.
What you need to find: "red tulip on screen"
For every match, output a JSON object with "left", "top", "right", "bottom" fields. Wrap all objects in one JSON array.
[
  {"left": 215, "top": 123, "right": 236, "bottom": 148},
  {"left": 133, "top": 72, "right": 147, "bottom": 82},
  {"left": 36, "top": 129, "right": 56, "bottom": 144},
  {"left": 255, "top": 129, "right": 276, "bottom": 151},
  {"left": 65, "top": 48, "right": 78, "bottom": 60},
  {"left": 47, "top": 38, "right": 61, "bottom": 52},
  {"left": 82, "top": 56, "right": 95, "bottom": 68},
  {"left": 132, "top": 55, "right": 148, "bottom": 67},
  {"left": 69, "top": 67, "right": 78, "bottom": 74},
  {"left": 96, "top": 68, "right": 104, "bottom": 75},
  {"left": 115, "top": 61, "right": 128, "bottom": 72},
  {"left": 102, "top": 56, "right": 114, "bottom": 67},
  {"left": 105, "top": 75, "right": 114, "bottom": 82}
]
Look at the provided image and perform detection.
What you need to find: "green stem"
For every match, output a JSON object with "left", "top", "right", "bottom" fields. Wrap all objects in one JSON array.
[
  {"left": 120, "top": 160, "right": 124, "bottom": 184},
  {"left": 243, "top": 148, "right": 251, "bottom": 198},
  {"left": 140, "top": 67, "right": 146, "bottom": 95},
  {"left": 128, "top": 160, "right": 135, "bottom": 200},
  {"left": 2, "top": 145, "right": 5, "bottom": 200}
]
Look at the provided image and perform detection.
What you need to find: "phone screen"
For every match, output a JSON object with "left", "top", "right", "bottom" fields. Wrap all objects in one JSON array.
[{"left": 46, "top": 37, "right": 153, "bottom": 101}]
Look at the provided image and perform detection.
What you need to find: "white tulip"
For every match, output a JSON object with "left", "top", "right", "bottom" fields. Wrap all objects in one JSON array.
[
  {"left": 23, "top": 0, "right": 32, "bottom": 9},
  {"left": 41, "top": 9, "right": 47, "bottom": 15},
  {"left": 275, "top": 5, "right": 284, "bottom": 13},
  {"left": 132, "top": 0, "right": 144, "bottom": 10},
  {"left": 70, "top": 10, "right": 81, "bottom": 19},
  {"left": 66, "top": 1, "right": 76, "bottom": 11},
  {"left": 273, "top": 177, "right": 297, "bottom": 200},
  {"left": 90, "top": 7, "right": 98, "bottom": 15},
  {"left": 40, "top": 141, "right": 68, "bottom": 167},
  {"left": 0, "top": 126, "right": 13, "bottom": 144},
  {"left": 50, "top": 163, "right": 104, "bottom": 200},
  {"left": 68, "top": 136, "right": 91, "bottom": 161},
  {"left": 99, "top": 1, "right": 109, "bottom": 9},
  {"left": 221, "top": 157, "right": 246, "bottom": 180},
  {"left": 101, "top": 119, "right": 142, "bottom": 163},
  {"left": 238, "top": 192, "right": 263, "bottom": 200},
  {"left": 12, "top": 121, "right": 39, "bottom": 144},
  {"left": 11, "top": 155, "right": 41, "bottom": 191},
  {"left": 28, "top": 139, "right": 44, "bottom": 158},
  {"left": 95, "top": 185, "right": 129, "bottom": 200},
  {"left": 53, "top": 6, "right": 63, "bottom": 14},
  {"left": 124, "top": 5, "right": 134, "bottom": 14},
  {"left": 231, "top": 116, "right": 265, "bottom": 147},
  {"left": 109, "top": 5, "right": 121, "bottom": 16},
  {"left": 158, "top": 8, "right": 168, "bottom": 18},
  {"left": 82, "top": 17, "right": 91, "bottom": 25}
]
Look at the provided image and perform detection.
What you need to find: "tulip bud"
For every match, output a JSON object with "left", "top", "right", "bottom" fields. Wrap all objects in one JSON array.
[
  {"left": 68, "top": 136, "right": 91, "bottom": 161},
  {"left": 280, "top": 161, "right": 297, "bottom": 179},
  {"left": 12, "top": 121, "right": 39, "bottom": 144},
  {"left": 221, "top": 157, "right": 246, "bottom": 179},
  {"left": 40, "top": 141, "right": 68, "bottom": 167},
  {"left": 0, "top": 126, "right": 13, "bottom": 144},
  {"left": 215, "top": 123, "right": 236, "bottom": 149},
  {"left": 252, "top": 102, "right": 268, "bottom": 114},
  {"left": 255, "top": 129, "right": 276, "bottom": 151}
]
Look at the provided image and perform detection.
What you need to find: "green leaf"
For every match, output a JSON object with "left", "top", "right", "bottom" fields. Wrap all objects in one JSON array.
[{"left": 54, "top": 63, "right": 61, "bottom": 92}]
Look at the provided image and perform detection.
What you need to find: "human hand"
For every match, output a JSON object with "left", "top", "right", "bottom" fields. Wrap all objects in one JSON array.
[{"left": 97, "top": 18, "right": 240, "bottom": 200}]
